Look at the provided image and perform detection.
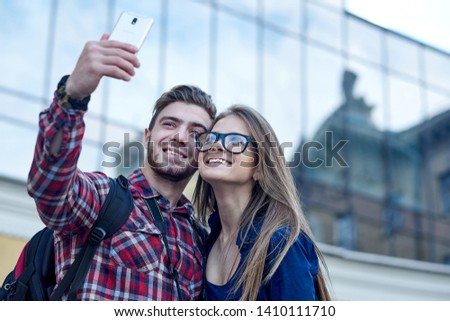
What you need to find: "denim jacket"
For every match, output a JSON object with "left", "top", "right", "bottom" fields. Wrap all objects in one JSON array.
[{"left": 204, "top": 212, "right": 320, "bottom": 300}]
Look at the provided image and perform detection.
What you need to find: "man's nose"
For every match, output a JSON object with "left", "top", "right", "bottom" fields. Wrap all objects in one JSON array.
[{"left": 174, "top": 128, "right": 199, "bottom": 146}]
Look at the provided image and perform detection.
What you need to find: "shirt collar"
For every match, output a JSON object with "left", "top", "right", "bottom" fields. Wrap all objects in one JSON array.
[{"left": 127, "top": 168, "right": 193, "bottom": 214}]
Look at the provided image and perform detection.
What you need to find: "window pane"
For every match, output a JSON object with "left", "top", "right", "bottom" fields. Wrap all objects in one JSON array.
[
  {"left": 263, "top": 0, "right": 301, "bottom": 34},
  {"left": 389, "top": 142, "right": 421, "bottom": 210},
  {"left": 77, "top": 143, "right": 103, "bottom": 174},
  {"left": 101, "top": 124, "right": 143, "bottom": 176},
  {"left": 83, "top": 115, "right": 103, "bottom": 144},
  {"left": 305, "top": 46, "right": 342, "bottom": 139},
  {"left": 105, "top": 123, "right": 142, "bottom": 154},
  {"left": 0, "top": 94, "right": 44, "bottom": 126},
  {"left": 116, "top": 0, "right": 159, "bottom": 19},
  {"left": 216, "top": 0, "right": 257, "bottom": 16},
  {"left": 106, "top": 0, "right": 162, "bottom": 124},
  {"left": 427, "top": 90, "right": 450, "bottom": 119},
  {"left": 306, "top": 2, "right": 342, "bottom": 50},
  {"left": 425, "top": 49, "right": 450, "bottom": 90},
  {"left": 388, "top": 78, "right": 422, "bottom": 131},
  {"left": 165, "top": 1, "right": 210, "bottom": 90},
  {"left": 106, "top": 66, "right": 157, "bottom": 128},
  {"left": 310, "top": 0, "right": 344, "bottom": 9},
  {"left": 50, "top": 0, "right": 108, "bottom": 113},
  {"left": 387, "top": 34, "right": 420, "bottom": 79},
  {"left": 0, "top": 120, "right": 36, "bottom": 181},
  {"left": 346, "top": 62, "right": 384, "bottom": 129},
  {"left": 439, "top": 172, "right": 450, "bottom": 214},
  {"left": 215, "top": 11, "right": 258, "bottom": 111},
  {"left": 262, "top": 30, "right": 301, "bottom": 160},
  {"left": 0, "top": 0, "right": 52, "bottom": 97},
  {"left": 347, "top": 16, "right": 382, "bottom": 64},
  {"left": 335, "top": 214, "right": 357, "bottom": 250}
]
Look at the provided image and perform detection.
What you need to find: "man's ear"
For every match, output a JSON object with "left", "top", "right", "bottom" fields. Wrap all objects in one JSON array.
[{"left": 144, "top": 128, "right": 151, "bottom": 145}]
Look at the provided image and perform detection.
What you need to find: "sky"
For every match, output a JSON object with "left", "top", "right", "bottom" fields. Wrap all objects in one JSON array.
[{"left": 346, "top": 0, "right": 450, "bottom": 53}]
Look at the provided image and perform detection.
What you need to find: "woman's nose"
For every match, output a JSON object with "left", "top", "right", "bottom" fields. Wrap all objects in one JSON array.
[{"left": 209, "top": 141, "right": 224, "bottom": 152}]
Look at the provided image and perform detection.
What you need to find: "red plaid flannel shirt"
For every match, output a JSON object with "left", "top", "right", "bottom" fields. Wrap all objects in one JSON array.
[{"left": 27, "top": 95, "right": 204, "bottom": 300}]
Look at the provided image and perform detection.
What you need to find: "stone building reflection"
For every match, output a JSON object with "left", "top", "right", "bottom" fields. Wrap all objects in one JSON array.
[{"left": 291, "top": 70, "right": 450, "bottom": 265}]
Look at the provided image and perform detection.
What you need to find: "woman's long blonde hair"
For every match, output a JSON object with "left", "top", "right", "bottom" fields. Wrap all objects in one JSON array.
[{"left": 193, "top": 104, "right": 332, "bottom": 300}]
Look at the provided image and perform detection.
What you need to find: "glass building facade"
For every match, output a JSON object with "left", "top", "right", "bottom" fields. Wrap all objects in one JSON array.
[{"left": 1, "top": 0, "right": 449, "bottom": 264}]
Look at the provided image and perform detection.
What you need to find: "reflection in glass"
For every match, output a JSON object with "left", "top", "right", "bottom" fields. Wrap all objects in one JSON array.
[
  {"left": 216, "top": 10, "right": 258, "bottom": 110},
  {"left": 263, "top": 0, "right": 301, "bottom": 34},
  {"left": 165, "top": 0, "right": 210, "bottom": 90},
  {"left": 0, "top": 0, "right": 51, "bottom": 96},
  {"left": 387, "top": 34, "right": 420, "bottom": 79},
  {"left": 425, "top": 49, "right": 450, "bottom": 90},
  {"left": 305, "top": 46, "right": 342, "bottom": 139},
  {"left": 216, "top": 0, "right": 257, "bottom": 16},
  {"left": 263, "top": 29, "right": 301, "bottom": 160},
  {"left": 306, "top": 2, "right": 342, "bottom": 50},
  {"left": 78, "top": 143, "right": 104, "bottom": 174},
  {"left": 0, "top": 94, "right": 44, "bottom": 127},
  {"left": 0, "top": 122, "right": 37, "bottom": 181},
  {"left": 347, "top": 61, "right": 383, "bottom": 127},
  {"left": 388, "top": 77, "right": 422, "bottom": 131},
  {"left": 427, "top": 90, "right": 450, "bottom": 119},
  {"left": 347, "top": 17, "right": 382, "bottom": 64},
  {"left": 439, "top": 172, "right": 450, "bottom": 214}
]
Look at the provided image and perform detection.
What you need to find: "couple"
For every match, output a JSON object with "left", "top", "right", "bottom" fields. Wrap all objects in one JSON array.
[{"left": 27, "top": 34, "right": 331, "bottom": 300}]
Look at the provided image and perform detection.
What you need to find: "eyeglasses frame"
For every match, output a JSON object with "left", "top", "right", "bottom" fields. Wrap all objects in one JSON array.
[{"left": 195, "top": 131, "right": 256, "bottom": 154}]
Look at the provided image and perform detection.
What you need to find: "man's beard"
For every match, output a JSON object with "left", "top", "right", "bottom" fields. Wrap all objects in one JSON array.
[{"left": 147, "top": 141, "right": 198, "bottom": 182}]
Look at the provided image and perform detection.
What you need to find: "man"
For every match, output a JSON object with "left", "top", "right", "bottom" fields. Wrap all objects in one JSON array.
[{"left": 27, "top": 34, "right": 216, "bottom": 300}]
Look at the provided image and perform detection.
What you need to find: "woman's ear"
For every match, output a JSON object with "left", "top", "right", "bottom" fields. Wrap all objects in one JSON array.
[{"left": 253, "top": 170, "right": 261, "bottom": 182}]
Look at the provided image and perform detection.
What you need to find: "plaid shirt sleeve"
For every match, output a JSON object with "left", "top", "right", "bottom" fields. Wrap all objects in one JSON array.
[{"left": 27, "top": 93, "right": 109, "bottom": 233}]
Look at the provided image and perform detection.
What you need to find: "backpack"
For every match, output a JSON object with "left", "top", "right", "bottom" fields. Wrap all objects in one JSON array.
[{"left": 0, "top": 175, "right": 133, "bottom": 301}]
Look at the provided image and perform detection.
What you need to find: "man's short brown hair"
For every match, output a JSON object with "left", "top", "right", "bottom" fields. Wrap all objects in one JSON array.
[{"left": 148, "top": 85, "right": 216, "bottom": 130}]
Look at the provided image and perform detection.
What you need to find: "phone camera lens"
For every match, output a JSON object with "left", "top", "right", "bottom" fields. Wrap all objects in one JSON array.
[{"left": 131, "top": 18, "right": 138, "bottom": 25}]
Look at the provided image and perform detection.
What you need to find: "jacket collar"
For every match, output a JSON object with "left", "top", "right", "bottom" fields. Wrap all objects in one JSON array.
[{"left": 207, "top": 211, "right": 263, "bottom": 252}]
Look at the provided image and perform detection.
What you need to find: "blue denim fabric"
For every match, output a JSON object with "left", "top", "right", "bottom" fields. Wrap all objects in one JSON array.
[{"left": 205, "top": 212, "right": 319, "bottom": 301}]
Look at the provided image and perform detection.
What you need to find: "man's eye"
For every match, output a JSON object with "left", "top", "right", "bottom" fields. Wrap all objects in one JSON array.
[
  {"left": 163, "top": 122, "right": 176, "bottom": 127},
  {"left": 191, "top": 130, "right": 203, "bottom": 137}
]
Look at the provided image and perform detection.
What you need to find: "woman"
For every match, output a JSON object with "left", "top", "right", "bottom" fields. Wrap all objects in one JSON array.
[{"left": 193, "top": 104, "right": 332, "bottom": 300}]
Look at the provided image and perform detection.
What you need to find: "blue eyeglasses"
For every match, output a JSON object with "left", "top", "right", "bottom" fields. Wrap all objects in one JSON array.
[{"left": 196, "top": 131, "right": 256, "bottom": 154}]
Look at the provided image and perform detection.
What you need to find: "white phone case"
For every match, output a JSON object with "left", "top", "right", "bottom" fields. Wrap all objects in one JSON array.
[{"left": 109, "top": 11, "right": 154, "bottom": 49}]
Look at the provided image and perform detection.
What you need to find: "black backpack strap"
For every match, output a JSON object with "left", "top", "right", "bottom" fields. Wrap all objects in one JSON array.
[
  {"left": 50, "top": 175, "right": 133, "bottom": 300},
  {"left": 191, "top": 219, "right": 207, "bottom": 257},
  {"left": 191, "top": 218, "right": 208, "bottom": 300},
  {"left": 143, "top": 197, "right": 184, "bottom": 301}
]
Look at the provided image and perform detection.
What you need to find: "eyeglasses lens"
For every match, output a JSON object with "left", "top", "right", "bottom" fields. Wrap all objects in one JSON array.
[
  {"left": 224, "top": 135, "right": 247, "bottom": 153},
  {"left": 197, "top": 132, "right": 250, "bottom": 154}
]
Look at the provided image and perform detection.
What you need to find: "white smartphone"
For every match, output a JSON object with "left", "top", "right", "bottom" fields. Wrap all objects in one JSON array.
[{"left": 109, "top": 11, "right": 154, "bottom": 50}]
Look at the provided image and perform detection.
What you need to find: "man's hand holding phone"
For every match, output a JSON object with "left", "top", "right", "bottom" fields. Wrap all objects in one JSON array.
[
  {"left": 109, "top": 12, "right": 154, "bottom": 50},
  {"left": 65, "top": 11, "right": 153, "bottom": 100}
]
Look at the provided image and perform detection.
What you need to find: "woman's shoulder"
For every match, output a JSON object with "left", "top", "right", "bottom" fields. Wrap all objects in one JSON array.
[
  {"left": 270, "top": 227, "right": 314, "bottom": 247},
  {"left": 269, "top": 228, "right": 318, "bottom": 265}
]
